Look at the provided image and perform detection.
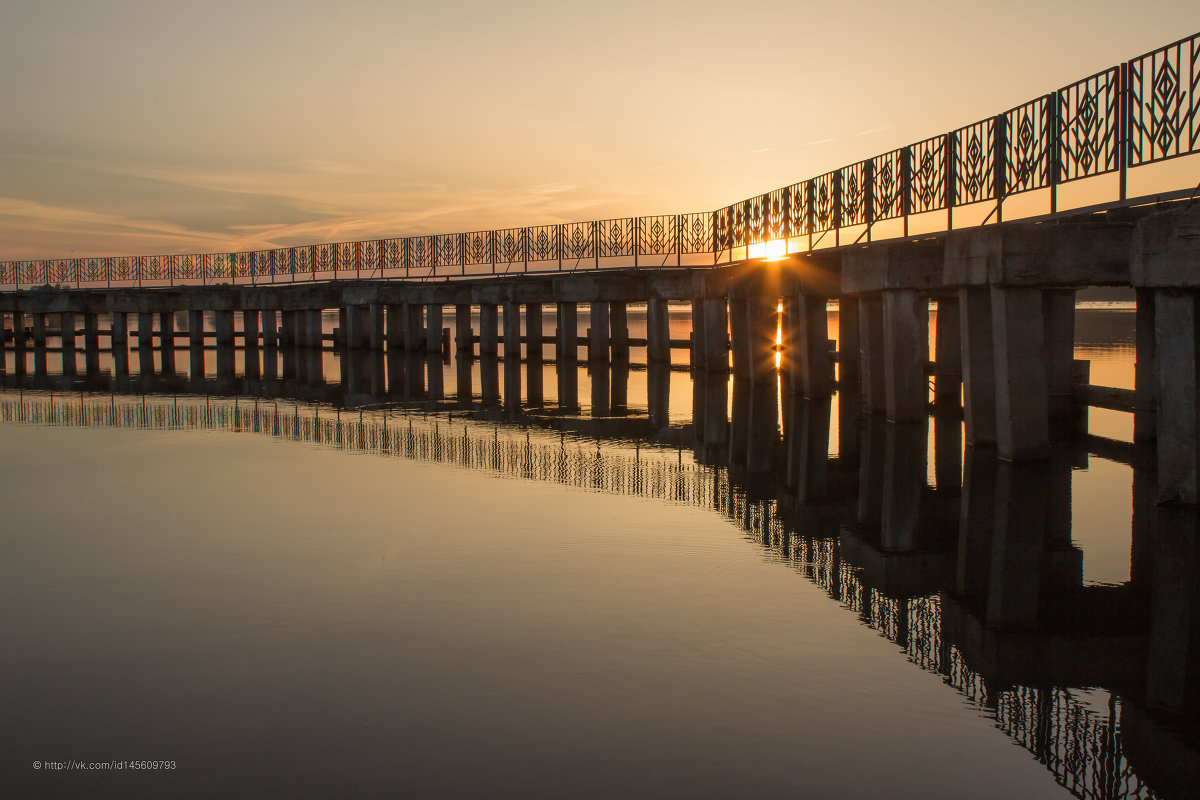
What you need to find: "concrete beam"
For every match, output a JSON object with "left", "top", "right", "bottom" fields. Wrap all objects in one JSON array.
[
  {"left": 843, "top": 241, "right": 944, "bottom": 294},
  {"left": 947, "top": 223, "right": 1133, "bottom": 287}
]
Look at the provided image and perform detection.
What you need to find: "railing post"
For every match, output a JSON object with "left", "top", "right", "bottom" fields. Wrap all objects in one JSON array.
[
  {"left": 806, "top": 182, "right": 815, "bottom": 251},
  {"left": 864, "top": 160, "right": 876, "bottom": 242},
  {"left": 833, "top": 171, "right": 843, "bottom": 247},
  {"left": 1119, "top": 60, "right": 1130, "bottom": 202},
  {"left": 945, "top": 133, "right": 957, "bottom": 230},
  {"left": 901, "top": 147, "right": 913, "bottom": 237},
  {"left": 558, "top": 224, "right": 563, "bottom": 272},
  {"left": 782, "top": 187, "right": 792, "bottom": 245},
  {"left": 676, "top": 214, "right": 682, "bottom": 267},
  {"left": 712, "top": 212, "right": 718, "bottom": 265},
  {"left": 634, "top": 217, "right": 640, "bottom": 268},
  {"left": 994, "top": 113, "right": 1008, "bottom": 224},
  {"left": 1046, "top": 93, "right": 1060, "bottom": 214}
]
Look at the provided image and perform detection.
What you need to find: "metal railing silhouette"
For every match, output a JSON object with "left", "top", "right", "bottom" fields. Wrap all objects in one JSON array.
[
  {"left": 2, "top": 33, "right": 1197, "bottom": 291},
  {"left": 0, "top": 388, "right": 1166, "bottom": 800}
]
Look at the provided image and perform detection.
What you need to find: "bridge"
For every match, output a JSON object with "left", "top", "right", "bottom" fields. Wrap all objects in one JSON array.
[{"left": 2, "top": 34, "right": 1200, "bottom": 515}]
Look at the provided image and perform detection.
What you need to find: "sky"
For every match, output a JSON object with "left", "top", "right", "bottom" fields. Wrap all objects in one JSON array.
[{"left": 1, "top": 0, "right": 1197, "bottom": 260}]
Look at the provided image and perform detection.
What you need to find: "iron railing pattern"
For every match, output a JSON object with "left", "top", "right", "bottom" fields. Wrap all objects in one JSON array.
[
  {"left": 1, "top": 32, "right": 1197, "bottom": 294},
  {"left": 0, "top": 389, "right": 1168, "bottom": 800}
]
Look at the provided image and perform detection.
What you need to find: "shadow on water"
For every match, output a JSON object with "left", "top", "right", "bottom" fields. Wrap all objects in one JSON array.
[{"left": 2, "top": 337, "right": 1199, "bottom": 800}]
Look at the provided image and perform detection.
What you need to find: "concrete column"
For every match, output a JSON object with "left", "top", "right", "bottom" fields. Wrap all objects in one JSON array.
[
  {"left": 526, "top": 303, "right": 544, "bottom": 361},
  {"left": 110, "top": 311, "right": 127, "bottom": 376},
  {"left": 647, "top": 297, "right": 670, "bottom": 364},
  {"left": 883, "top": 289, "right": 927, "bottom": 423},
  {"left": 588, "top": 302, "right": 609, "bottom": 362},
  {"left": 556, "top": 302, "right": 577, "bottom": 362},
  {"left": 158, "top": 311, "right": 175, "bottom": 374},
  {"left": 934, "top": 295, "right": 961, "bottom": 403},
  {"left": 991, "top": 286, "right": 1050, "bottom": 460},
  {"left": 1042, "top": 289, "right": 1076, "bottom": 422},
  {"left": 785, "top": 395, "right": 832, "bottom": 504},
  {"left": 479, "top": 303, "right": 498, "bottom": 358},
  {"left": 837, "top": 297, "right": 860, "bottom": 389},
  {"left": 690, "top": 299, "right": 706, "bottom": 367},
  {"left": 648, "top": 361, "right": 670, "bottom": 427},
  {"left": 455, "top": 304, "right": 472, "bottom": 353},
  {"left": 956, "top": 445, "right": 997, "bottom": 606},
  {"left": 291, "top": 309, "right": 306, "bottom": 350},
  {"left": 60, "top": 312, "right": 76, "bottom": 375},
  {"left": 746, "top": 380, "right": 779, "bottom": 474},
  {"left": 729, "top": 299, "right": 750, "bottom": 381},
  {"left": 1155, "top": 289, "right": 1200, "bottom": 504},
  {"left": 480, "top": 352, "right": 499, "bottom": 406},
  {"left": 305, "top": 309, "right": 323, "bottom": 349},
  {"left": 280, "top": 310, "right": 296, "bottom": 347},
  {"left": 135, "top": 311, "right": 153, "bottom": 359},
  {"left": 260, "top": 309, "right": 277, "bottom": 348},
  {"left": 426, "top": 352, "right": 444, "bottom": 402},
  {"left": 367, "top": 303, "right": 383, "bottom": 351},
  {"left": 557, "top": 356, "right": 579, "bottom": 411},
  {"left": 609, "top": 302, "right": 629, "bottom": 360},
  {"left": 215, "top": 309, "right": 235, "bottom": 348},
  {"left": 32, "top": 313, "right": 47, "bottom": 350},
  {"left": 455, "top": 350, "right": 473, "bottom": 405},
  {"left": 504, "top": 355, "right": 522, "bottom": 411},
  {"left": 343, "top": 306, "right": 361, "bottom": 349},
  {"left": 611, "top": 359, "right": 629, "bottom": 413},
  {"left": 83, "top": 312, "right": 100, "bottom": 374},
  {"left": 858, "top": 295, "right": 886, "bottom": 413},
  {"left": 386, "top": 304, "right": 404, "bottom": 350},
  {"left": 791, "top": 295, "right": 833, "bottom": 397},
  {"left": 748, "top": 296, "right": 777, "bottom": 384},
  {"left": 502, "top": 301, "right": 521, "bottom": 360},
  {"left": 426, "top": 304, "right": 444, "bottom": 354},
  {"left": 404, "top": 303, "right": 424, "bottom": 352},
  {"left": 698, "top": 370, "right": 729, "bottom": 464},
  {"left": 1135, "top": 288, "right": 1157, "bottom": 443},
  {"left": 959, "top": 287, "right": 997, "bottom": 445},
  {"left": 856, "top": 416, "right": 887, "bottom": 529},
  {"left": 701, "top": 298, "right": 729, "bottom": 372},
  {"left": 242, "top": 310, "right": 258, "bottom": 350}
]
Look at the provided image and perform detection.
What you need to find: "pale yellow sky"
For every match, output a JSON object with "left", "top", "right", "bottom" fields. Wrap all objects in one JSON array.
[{"left": 1, "top": 0, "right": 1197, "bottom": 259}]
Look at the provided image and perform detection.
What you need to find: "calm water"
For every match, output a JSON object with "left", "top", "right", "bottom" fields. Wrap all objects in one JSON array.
[{"left": 1, "top": 305, "right": 1196, "bottom": 799}]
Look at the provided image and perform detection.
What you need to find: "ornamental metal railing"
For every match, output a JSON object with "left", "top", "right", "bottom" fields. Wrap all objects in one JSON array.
[{"left": 2, "top": 32, "right": 1197, "bottom": 290}]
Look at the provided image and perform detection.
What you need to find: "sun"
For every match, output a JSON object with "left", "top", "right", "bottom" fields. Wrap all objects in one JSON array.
[{"left": 746, "top": 238, "right": 788, "bottom": 261}]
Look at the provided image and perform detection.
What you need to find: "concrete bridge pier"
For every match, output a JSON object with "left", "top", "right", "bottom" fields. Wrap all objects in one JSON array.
[
  {"left": 260, "top": 309, "right": 278, "bottom": 349},
  {"left": 647, "top": 297, "right": 670, "bottom": 364},
  {"left": 455, "top": 349, "right": 473, "bottom": 406},
  {"left": 305, "top": 309, "right": 323, "bottom": 350},
  {"left": 882, "top": 289, "right": 928, "bottom": 423},
  {"left": 426, "top": 352, "right": 444, "bottom": 402},
  {"left": 858, "top": 295, "right": 886, "bottom": 414},
  {"left": 881, "top": 420, "right": 927, "bottom": 552},
  {"left": 10, "top": 311, "right": 26, "bottom": 375},
  {"left": 504, "top": 352, "right": 521, "bottom": 411},
  {"left": 386, "top": 304, "right": 404, "bottom": 351},
  {"left": 502, "top": 301, "right": 521, "bottom": 362},
  {"left": 344, "top": 305, "right": 370, "bottom": 350},
  {"left": 158, "top": 311, "right": 175, "bottom": 375},
  {"left": 959, "top": 287, "right": 997, "bottom": 445},
  {"left": 610, "top": 302, "right": 629, "bottom": 361},
  {"left": 368, "top": 303, "right": 384, "bottom": 351},
  {"left": 187, "top": 311, "right": 204, "bottom": 378},
  {"left": 746, "top": 379, "right": 779, "bottom": 475},
  {"left": 455, "top": 304, "right": 472, "bottom": 354},
  {"left": 480, "top": 352, "right": 499, "bottom": 406},
  {"left": 111, "top": 311, "right": 128, "bottom": 376},
  {"left": 785, "top": 395, "right": 832, "bottom": 504},
  {"left": 699, "top": 370, "right": 730, "bottom": 465},
  {"left": 214, "top": 309, "right": 235, "bottom": 378},
  {"left": 404, "top": 303, "right": 424, "bottom": 352},
  {"left": 701, "top": 297, "right": 729, "bottom": 372},
  {"left": 1043, "top": 290, "right": 1076, "bottom": 425},
  {"left": 856, "top": 415, "right": 887, "bottom": 531},
  {"left": 242, "top": 310, "right": 260, "bottom": 380},
  {"left": 557, "top": 355, "right": 579, "bottom": 412},
  {"left": 590, "top": 361, "right": 610, "bottom": 416},
  {"left": 690, "top": 299, "right": 706, "bottom": 368},
  {"left": 479, "top": 304, "right": 498, "bottom": 358},
  {"left": 136, "top": 312, "right": 154, "bottom": 374},
  {"left": 526, "top": 303, "right": 544, "bottom": 406},
  {"left": 556, "top": 302, "right": 577, "bottom": 362},
  {"left": 647, "top": 361, "right": 670, "bottom": 428},
  {"left": 786, "top": 294, "right": 833, "bottom": 397},
  {"left": 728, "top": 299, "right": 750, "bottom": 382},
  {"left": 60, "top": 311, "right": 76, "bottom": 376},
  {"left": 991, "top": 286, "right": 1051, "bottom": 461},
  {"left": 837, "top": 297, "right": 860, "bottom": 390},
  {"left": 588, "top": 302, "right": 609, "bottom": 363},
  {"left": 1153, "top": 290, "right": 1200, "bottom": 504},
  {"left": 426, "top": 304, "right": 444, "bottom": 355},
  {"left": 83, "top": 312, "right": 100, "bottom": 375},
  {"left": 1134, "top": 289, "right": 1157, "bottom": 443}
]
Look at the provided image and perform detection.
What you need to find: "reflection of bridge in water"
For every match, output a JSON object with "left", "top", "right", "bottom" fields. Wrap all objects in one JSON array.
[{"left": 3, "top": 372, "right": 1197, "bottom": 800}]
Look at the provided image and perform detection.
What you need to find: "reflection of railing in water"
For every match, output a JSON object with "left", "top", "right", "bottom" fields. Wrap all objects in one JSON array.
[{"left": 0, "top": 389, "right": 1165, "bottom": 800}]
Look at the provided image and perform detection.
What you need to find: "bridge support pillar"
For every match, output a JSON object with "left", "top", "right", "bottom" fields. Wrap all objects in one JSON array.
[
  {"left": 240, "top": 310, "right": 257, "bottom": 349},
  {"left": 83, "top": 312, "right": 99, "bottom": 374},
  {"left": 787, "top": 294, "right": 833, "bottom": 397},
  {"left": 187, "top": 310, "right": 203, "bottom": 378},
  {"left": 883, "top": 289, "right": 927, "bottom": 423},
  {"left": 454, "top": 304, "right": 472, "bottom": 354},
  {"left": 881, "top": 420, "right": 927, "bottom": 552},
  {"left": 785, "top": 395, "right": 831, "bottom": 503},
  {"left": 1135, "top": 289, "right": 1157, "bottom": 443},
  {"left": 959, "top": 287, "right": 996, "bottom": 445},
  {"left": 258, "top": 309, "right": 275, "bottom": 349},
  {"left": 1043, "top": 289, "right": 1076, "bottom": 423},
  {"left": 750, "top": 296, "right": 777, "bottom": 384},
  {"left": 690, "top": 299, "right": 705, "bottom": 367},
  {"left": 934, "top": 295, "right": 961, "bottom": 404},
  {"left": 385, "top": 304, "right": 403, "bottom": 351},
  {"left": 701, "top": 298, "right": 728, "bottom": 372},
  {"left": 588, "top": 302, "right": 609, "bottom": 363},
  {"left": 837, "top": 297, "right": 859, "bottom": 390},
  {"left": 425, "top": 304, "right": 443, "bottom": 354},
  {"left": 366, "top": 303, "right": 382, "bottom": 351},
  {"left": 609, "top": 302, "right": 629, "bottom": 360},
  {"left": 158, "top": 311, "right": 175, "bottom": 374},
  {"left": 858, "top": 295, "right": 886, "bottom": 413},
  {"left": 647, "top": 297, "right": 670, "bottom": 364},
  {"left": 1155, "top": 289, "right": 1200, "bottom": 504},
  {"left": 214, "top": 309, "right": 234, "bottom": 349},
  {"left": 729, "top": 299, "right": 750, "bottom": 381},
  {"left": 526, "top": 303, "right": 543, "bottom": 406},
  {"left": 478, "top": 303, "right": 498, "bottom": 358},
  {"left": 556, "top": 302, "right": 577, "bottom": 362},
  {"left": 403, "top": 303, "right": 424, "bottom": 352},
  {"left": 992, "top": 286, "right": 1050, "bottom": 460},
  {"left": 304, "top": 309, "right": 322, "bottom": 349},
  {"left": 136, "top": 311, "right": 153, "bottom": 358},
  {"left": 502, "top": 301, "right": 521, "bottom": 361},
  {"left": 60, "top": 312, "right": 76, "bottom": 375},
  {"left": 32, "top": 313, "right": 47, "bottom": 352}
]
